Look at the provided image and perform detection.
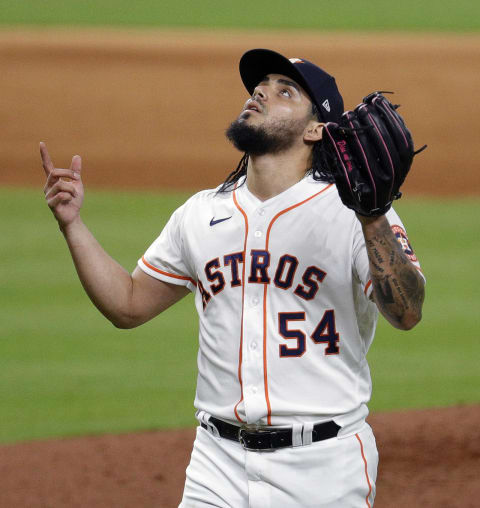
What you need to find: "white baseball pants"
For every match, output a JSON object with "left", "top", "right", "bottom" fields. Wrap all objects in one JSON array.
[{"left": 179, "top": 423, "right": 378, "bottom": 507}]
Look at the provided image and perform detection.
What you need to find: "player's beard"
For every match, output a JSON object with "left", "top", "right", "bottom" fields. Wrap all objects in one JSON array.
[{"left": 225, "top": 114, "right": 308, "bottom": 156}]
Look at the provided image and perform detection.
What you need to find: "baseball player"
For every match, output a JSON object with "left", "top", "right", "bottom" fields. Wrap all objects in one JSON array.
[{"left": 41, "top": 48, "right": 425, "bottom": 507}]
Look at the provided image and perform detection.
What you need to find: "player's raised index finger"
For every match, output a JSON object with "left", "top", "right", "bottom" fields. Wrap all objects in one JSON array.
[{"left": 39, "top": 142, "right": 55, "bottom": 176}]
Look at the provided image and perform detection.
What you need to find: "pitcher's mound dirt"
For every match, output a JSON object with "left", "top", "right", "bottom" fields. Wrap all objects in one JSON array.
[
  {"left": 0, "top": 405, "right": 478, "bottom": 507},
  {"left": 1, "top": 29, "right": 479, "bottom": 195}
]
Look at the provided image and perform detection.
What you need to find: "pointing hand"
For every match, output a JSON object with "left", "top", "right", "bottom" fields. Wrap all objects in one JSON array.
[{"left": 40, "top": 142, "right": 85, "bottom": 230}]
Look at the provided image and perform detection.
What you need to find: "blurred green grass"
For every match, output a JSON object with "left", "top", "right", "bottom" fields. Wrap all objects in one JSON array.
[
  {"left": 0, "top": 0, "right": 479, "bottom": 31},
  {"left": 0, "top": 187, "right": 197, "bottom": 443},
  {"left": 1, "top": 187, "right": 479, "bottom": 443},
  {"left": 368, "top": 198, "right": 480, "bottom": 410}
]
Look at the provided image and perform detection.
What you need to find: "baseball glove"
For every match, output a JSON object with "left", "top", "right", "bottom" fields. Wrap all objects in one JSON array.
[{"left": 322, "top": 91, "right": 426, "bottom": 217}]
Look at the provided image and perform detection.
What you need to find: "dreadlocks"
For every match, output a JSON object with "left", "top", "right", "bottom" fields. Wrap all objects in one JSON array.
[
  {"left": 218, "top": 103, "right": 335, "bottom": 193},
  {"left": 217, "top": 153, "right": 249, "bottom": 193}
]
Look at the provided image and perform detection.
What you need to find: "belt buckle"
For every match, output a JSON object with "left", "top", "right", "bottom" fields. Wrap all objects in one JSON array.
[
  {"left": 239, "top": 427, "right": 276, "bottom": 452},
  {"left": 238, "top": 428, "right": 250, "bottom": 450}
]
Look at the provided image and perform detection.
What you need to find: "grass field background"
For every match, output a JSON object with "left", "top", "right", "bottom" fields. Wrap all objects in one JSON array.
[
  {"left": 1, "top": 187, "right": 479, "bottom": 443},
  {"left": 0, "top": 0, "right": 478, "bottom": 444},
  {"left": 0, "top": 0, "right": 479, "bottom": 31}
]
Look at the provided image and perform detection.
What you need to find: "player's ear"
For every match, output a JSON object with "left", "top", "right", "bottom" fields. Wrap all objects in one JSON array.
[{"left": 304, "top": 121, "right": 324, "bottom": 142}]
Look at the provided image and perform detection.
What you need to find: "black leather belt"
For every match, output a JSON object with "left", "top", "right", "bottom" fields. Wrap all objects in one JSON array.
[{"left": 201, "top": 416, "right": 340, "bottom": 451}]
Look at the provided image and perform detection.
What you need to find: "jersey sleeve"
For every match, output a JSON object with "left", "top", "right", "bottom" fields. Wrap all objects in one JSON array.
[
  {"left": 353, "top": 207, "right": 425, "bottom": 299},
  {"left": 352, "top": 221, "right": 373, "bottom": 298},
  {"left": 138, "top": 201, "right": 197, "bottom": 292}
]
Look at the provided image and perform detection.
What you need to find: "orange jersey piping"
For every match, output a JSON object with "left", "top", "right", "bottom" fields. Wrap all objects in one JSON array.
[
  {"left": 263, "top": 184, "right": 333, "bottom": 425},
  {"left": 355, "top": 433, "right": 373, "bottom": 508},
  {"left": 232, "top": 187, "right": 248, "bottom": 423},
  {"left": 141, "top": 256, "right": 197, "bottom": 286},
  {"left": 364, "top": 279, "right": 372, "bottom": 296}
]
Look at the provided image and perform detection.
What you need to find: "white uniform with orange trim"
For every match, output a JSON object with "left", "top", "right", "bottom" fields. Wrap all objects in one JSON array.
[{"left": 138, "top": 174, "right": 422, "bottom": 508}]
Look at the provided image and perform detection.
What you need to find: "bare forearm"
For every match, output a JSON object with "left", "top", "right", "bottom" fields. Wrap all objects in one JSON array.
[
  {"left": 40, "top": 144, "right": 188, "bottom": 329},
  {"left": 61, "top": 217, "right": 134, "bottom": 326},
  {"left": 359, "top": 215, "right": 424, "bottom": 330}
]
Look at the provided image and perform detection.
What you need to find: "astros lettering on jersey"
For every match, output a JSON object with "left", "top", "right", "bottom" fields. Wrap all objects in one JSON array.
[{"left": 139, "top": 174, "right": 423, "bottom": 434}]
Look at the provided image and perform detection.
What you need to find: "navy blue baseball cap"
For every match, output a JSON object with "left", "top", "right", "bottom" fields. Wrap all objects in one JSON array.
[{"left": 239, "top": 48, "right": 344, "bottom": 124}]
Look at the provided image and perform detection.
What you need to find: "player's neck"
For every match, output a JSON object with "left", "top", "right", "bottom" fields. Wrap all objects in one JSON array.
[{"left": 246, "top": 148, "right": 312, "bottom": 201}]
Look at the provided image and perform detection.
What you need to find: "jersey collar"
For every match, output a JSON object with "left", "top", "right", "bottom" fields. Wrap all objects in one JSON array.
[{"left": 234, "top": 173, "right": 332, "bottom": 213}]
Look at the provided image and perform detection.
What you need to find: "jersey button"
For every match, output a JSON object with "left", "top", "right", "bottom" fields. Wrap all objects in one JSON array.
[
  {"left": 258, "top": 208, "right": 265, "bottom": 216},
  {"left": 251, "top": 386, "right": 258, "bottom": 394},
  {"left": 250, "top": 342, "right": 257, "bottom": 350},
  {"left": 254, "top": 230, "right": 262, "bottom": 238},
  {"left": 252, "top": 297, "right": 259, "bottom": 306}
]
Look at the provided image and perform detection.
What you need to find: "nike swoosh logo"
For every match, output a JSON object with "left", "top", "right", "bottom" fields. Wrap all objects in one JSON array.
[{"left": 210, "top": 215, "right": 233, "bottom": 226}]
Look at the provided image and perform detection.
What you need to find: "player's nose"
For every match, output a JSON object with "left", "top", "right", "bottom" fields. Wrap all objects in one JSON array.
[{"left": 252, "top": 84, "right": 267, "bottom": 102}]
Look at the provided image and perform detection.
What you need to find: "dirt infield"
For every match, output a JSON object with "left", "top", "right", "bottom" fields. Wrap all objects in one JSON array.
[
  {"left": 0, "top": 29, "right": 479, "bottom": 194},
  {"left": 1, "top": 29, "right": 479, "bottom": 507},
  {"left": 1, "top": 405, "right": 479, "bottom": 507}
]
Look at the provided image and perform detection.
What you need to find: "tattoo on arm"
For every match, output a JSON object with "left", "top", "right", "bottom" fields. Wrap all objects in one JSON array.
[
  {"left": 391, "top": 276, "right": 409, "bottom": 310},
  {"left": 361, "top": 217, "right": 424, "bottom": 328},
  {"left": 372, "top": 246, "right": 384, "bottom": 265},
  {"left": 371, "top": 259, "right": 384, "bottom": 273},
  {"left": 375, "top": 275, "right": 395, "bottom": 304},
  {"left": 398, "top": 266, "right": 424, "bottom": 315}
]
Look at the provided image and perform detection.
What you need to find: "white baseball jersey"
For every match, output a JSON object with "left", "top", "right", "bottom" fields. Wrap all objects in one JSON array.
[{"left": 138, "top": 174, "right": 422, "bottom": 433}]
